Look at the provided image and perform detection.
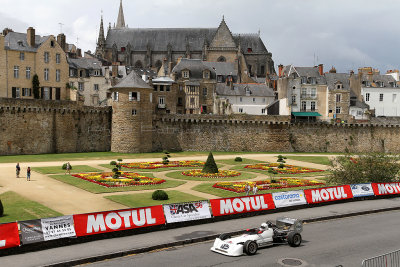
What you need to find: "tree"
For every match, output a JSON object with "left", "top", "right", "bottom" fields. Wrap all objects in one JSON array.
[
  {"left": 162, "top": 151, "right": 171, "bottom": 165},
  {"left": 32, "top": 74, "right": 40, "bottom": 99},
  {"left": 328, "top": 153, "right": 400, "bottom": 184},
  {"left": 202, "top": 152, "right": 219, "bottom": 174}
]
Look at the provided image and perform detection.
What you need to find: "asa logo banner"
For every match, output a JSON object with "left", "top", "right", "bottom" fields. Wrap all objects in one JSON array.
[
  {"left": 0, "top": 222, "right": 20, "bottom": 249},
  {"left": 272, "top": 190, "right": 307, "bottom": 208},
  {"left": 372, "top": 182, "right": 400, "bottom": 196},
  {"left": 350, "top": 184, "right": 374, "bottom": 197},
  {"left": 163, "top": 201, "right": 211, "bottom": 223},
  {"left": 73, "top": 205, "right": 165, "bottom": 236},
  {"left": 304, "top": 185, "right": 353, "bottom": 204},
  {"left": 210, "top": 194, "right": 275, "bottom": 217}
]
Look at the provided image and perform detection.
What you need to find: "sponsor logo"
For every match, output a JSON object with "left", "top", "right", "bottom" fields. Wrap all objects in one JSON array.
[
  {"left": 377, "top": 183, "right": 400, "bottom": 195},
  {"left": 361, "top": 186, "right": 370, "bottom": 191},
  {"left": 311, "top": 187, "right": 348, "bottom": 202},
  {"left": 219, "top": 196, "right": 270, "bottom": 215},
  {"left": 274, "top": 193, "right": 301, "bottom": 201},
  {"left": 169, "top": 203, "right": 199, "bottom": 215}
]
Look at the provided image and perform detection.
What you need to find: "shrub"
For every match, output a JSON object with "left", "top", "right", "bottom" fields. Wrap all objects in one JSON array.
[
  {"left": 234, "top": 157, "right": 243, "bottom": 162},
  {"left": 162, "top": 151, "right": 171, "bottom": 165},
  {"left": 152, "top": 190, "right": 169, "bottom": 200},
  {"left": 0, "top": 199, "right": 3, "bottom": 217},
  {"left": 278, "top": 163, "right": 285, "bottom": 169},
  {"left": 62, "top": 163, "right": 72, "bottom": 170},
  {"left": 117, "top": 159, "right": 123, "bottom": 162},
  {"left": 110, "top": 161, "right": 117, "bottom": 165},
  {"left": 202, "top": 152, "right": 219, "bottom": 174}
]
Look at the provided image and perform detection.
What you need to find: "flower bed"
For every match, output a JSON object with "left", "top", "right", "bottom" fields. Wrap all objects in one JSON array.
[
  {"left": 121, "top": 160, "right": 204, "bottom": 169},
  {"left": 213, "top": 178, "right": 325, "bottom": 193},
  {"left": 244, "top": 163, "right": 324, "bottom": 174},
  {"left": 182, "top": 169, "right": 241, "bottom": 178},
  {"left": 72, "top": 172, "right": 166, "bottom": 188}
]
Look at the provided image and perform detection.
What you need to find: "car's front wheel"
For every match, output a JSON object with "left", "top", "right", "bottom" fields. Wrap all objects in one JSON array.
[
  {"left": 287, "top": 232, "right": 302, "bottom": 247},
  {"left": 243, "top": 240, "right": 258, "bottom": 255}
]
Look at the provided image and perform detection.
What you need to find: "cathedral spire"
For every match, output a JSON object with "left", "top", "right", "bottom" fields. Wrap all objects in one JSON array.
[
  {"left": 116, "top": 0, "right": 126, "bottom": 28},
  {"left": 98, "top": 14, "right": 105, "bottom": 45}
]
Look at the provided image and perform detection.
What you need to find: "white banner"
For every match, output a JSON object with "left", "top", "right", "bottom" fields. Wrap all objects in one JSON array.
[
  {"left": 350, "top": 183, "right": 374, "bottom": 197},
  {"left": 272, "top": 190, "right": 307, "bottom": 208},
  {"left": 41, "top": 215, "right": 76, "bottom": 241},
  {"left": 163, "top": 201, "right": 212, "bottom": 223}
]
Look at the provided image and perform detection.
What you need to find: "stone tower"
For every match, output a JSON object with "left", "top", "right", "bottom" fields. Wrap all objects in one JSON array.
[
  {"left": 110, "top": 71, "right": 153, "bottom": 153},
  {"left": 95, "top": 15, "right": 106, "bottom": 57},
  {"left": 116, "top": 0, "right": 126, "bottom": 29}
]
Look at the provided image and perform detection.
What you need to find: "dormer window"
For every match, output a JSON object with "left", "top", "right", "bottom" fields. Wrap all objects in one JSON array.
[
  {"left": 310, "top": 77, "right": 316, "bottom": 85},
  {"left": 203, "top": 70, "right": 210, "bottom": 79},
  {"left": 121, "top": 47, "right": 125, "bottom": 52},
  {"left": 364, "top": 81, "right": 371, "bottom": 87},
  {"left": 301, "top": 77, "right": 307, "bottom": 84},
  {"left": 17, "top": 40, "right": 23, "bottom": 46},
  {"left": 379, "top": 81, "right": 384, "bottom": 87},
  {"left": 247, "top": 48, "right": 252, "bottom": 53},
  {"left": 182, "top": 70, "right": 189, "bottom": 78},
  {"left": 245, "top": 87, "right": 251, "bottom": 96},
  {"left": 336, "top": 83, "right": 343, "bottom": 89}
]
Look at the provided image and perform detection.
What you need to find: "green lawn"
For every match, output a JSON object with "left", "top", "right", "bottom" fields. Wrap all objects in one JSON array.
[
  {"left": 33, "top": 165, "right": 103, "bottom": 174},
  {"left": 99, "top": 164, "right": 203, "bottom": 173},
  {"left": 215, "top": 158, "right": 265, "bottom": 165},
  {"left": 0, "top": 191, "right": 62, "bottom": 223},
  {"left": 165, "top": 170, "right": 258, "bottom": 181},
  {"left": 283, "top": 156, "right": 332, "bottom": 166},
  {"left": 104, "top": 190, "right": 205, "bottom": 208},
  {"left": 192, "top": 183, "right": 328, "bottom": 198},
  {"left": 49, "top": 174, "right": 186, "bottom": 194},
  {"left": 230, "top": 165, "right": 329, "bottom": 177}
]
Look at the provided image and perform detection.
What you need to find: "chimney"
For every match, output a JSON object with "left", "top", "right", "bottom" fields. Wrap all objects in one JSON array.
[
  {"left": 76, "top": 48, "right": 82, "bottom": 58},
  {"left": 318, "top": 64, "right": 323, "bottom": 75},
  {"left": 112, "top": 64, "right": 118, "bottom": 78},
  {"left": 278, "top": 64, "right": 283, "bottom": 77},
  {"left": 350, "top": 70, "right": 354, "bottom": 76},
  {"left": 2, "top": 28, "right": 13, "bottom": 36},
  {"left": 168, "top": 61, "right": 173, "bottom": 75},
  {"left": 27, "top": 27, "right": 35, "bottom": 47},
  {"left": 57, "top": 33, "right": 66, "bottom": 51}
]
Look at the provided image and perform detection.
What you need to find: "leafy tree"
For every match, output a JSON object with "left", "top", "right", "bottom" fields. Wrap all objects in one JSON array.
[
  {"left": 32, "top": 74, "right": 40, "bottom": 99},
  {"left": 328, "top": 153, "right": 400, "bottom": 184},
  {"left": 202, "top": 152, "right": 219, "bottom": 173}
]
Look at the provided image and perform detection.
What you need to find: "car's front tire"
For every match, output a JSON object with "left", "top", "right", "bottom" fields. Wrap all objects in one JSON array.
[
  {"left": 243, "top": 240, "right": 258, "bottom": 255},
  {"left": 287, "top": 232, "right": 302, "bottom": 247}
]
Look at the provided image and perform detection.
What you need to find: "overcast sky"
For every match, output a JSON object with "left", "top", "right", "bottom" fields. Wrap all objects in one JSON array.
[{"left": 1, "top": 0, "right": 399, "bottom": 73}]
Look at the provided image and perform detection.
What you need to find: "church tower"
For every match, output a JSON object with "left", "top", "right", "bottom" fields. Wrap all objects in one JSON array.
[
  {"left": 95, "top": 14, "right": 106, "bottom": 57},
  {"left": 116, "top": 0, "right": 126, "bottom": 28}
]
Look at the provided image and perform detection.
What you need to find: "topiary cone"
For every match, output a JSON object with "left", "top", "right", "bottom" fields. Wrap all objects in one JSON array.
[{"left": 202, "top": 152, "right": 219, "bottom": 174}]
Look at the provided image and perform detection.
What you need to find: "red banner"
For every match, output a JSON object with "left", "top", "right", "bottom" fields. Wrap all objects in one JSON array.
[
  {"left": 304, "top": 185, "right": 353, "bottom": 204},
  {"left": 0, "top": 222, "right": 20, "bottom": 249},
  {"left": 210, "top": 194, "right": 275, "bottom": 217},
  {"left": 372, "top": 182, "right": 400, "bottom": 196},
  {"left": 73, "top": 205, "right": 165, "bottom": 237}
]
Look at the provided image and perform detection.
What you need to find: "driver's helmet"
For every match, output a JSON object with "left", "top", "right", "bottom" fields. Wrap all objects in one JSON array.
[{"left": 260, "top": 223, "right": 268, "bottom": 229}]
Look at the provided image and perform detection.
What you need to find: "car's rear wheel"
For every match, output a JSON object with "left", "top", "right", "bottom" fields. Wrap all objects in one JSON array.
[
  {"left": 287, "top": 232, "right": 302, "bottom": 247},
  {"left": 243, "top": 240, "right": 258, "bottom": 255},
  {"left": 219, "top": 233, "right": 230, "bottom": 240}
]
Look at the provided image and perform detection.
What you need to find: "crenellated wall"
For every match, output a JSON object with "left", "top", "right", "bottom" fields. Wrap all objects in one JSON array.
[{"left": 0, "top": 98, "right": 111, "bottom": 155}]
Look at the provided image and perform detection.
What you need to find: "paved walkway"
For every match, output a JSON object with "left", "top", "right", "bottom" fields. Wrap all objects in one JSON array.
[{"left": 0, "top": 153, "right": 332, "bottom": 215}]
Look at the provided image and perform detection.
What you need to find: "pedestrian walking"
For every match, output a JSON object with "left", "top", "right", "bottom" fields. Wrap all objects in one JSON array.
[
  {"left": 16, "top": 163, "right": 21, "bottom": 178},
  {"left": 27, "top": 167, "right": 31, "bottom": 181},
  {"left": 65, "top": 162, "right": 71, "bottom": 175},
  {"left": 245, "top": 184, "right": 250, "bottom": 196},
  {"left": 253, "top": 185, "right": 258, "bottom": 195}
]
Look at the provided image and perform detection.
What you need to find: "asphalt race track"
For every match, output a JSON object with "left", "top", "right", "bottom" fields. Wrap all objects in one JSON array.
[{"left": 89, "top": 211, "right": 400, "bottom": 267}]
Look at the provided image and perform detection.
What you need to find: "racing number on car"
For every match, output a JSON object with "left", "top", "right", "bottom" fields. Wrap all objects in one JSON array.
[{"left": 220, "top": 244, "right": 230, "bottom": 250}]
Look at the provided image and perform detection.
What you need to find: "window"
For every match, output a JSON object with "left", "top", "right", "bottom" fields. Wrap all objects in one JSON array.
[
  {"left": 20, "top": 52, "right": 24, "bottom": 61},
  {"left": 291, "top": 95, "right": 296, "bottom": 104},
  {"left": 336, "top": 84, "right": 342, "bottom": 89},
  {"left": 43, "top": 87, "right": 50, "bottom": 100},
  {"left": 121, "top": 47, "right": 125, "bottom": 52},
  {"left": 69, "top": 82, "right": 74, "bottom": 88},
  {"left": 252, "top": 98, "right": 256, "bottom": 103},
  {"left": 203, "top": 88, "right": 207, "bottom": 96},
  {"left": 56, "top": 69, "right": 60, "bottom": 82},
  {"left": 160, "top": 85, "right": 165, "bottom": 92},
  {"left": 158, "top": 96, "right": 165, "bottom": 104},
  {"left": 129, "top": 92, "right": 139, "bottom": 101},
  {"left": 310, "top": 88, "right": 316, "bottom": 98},
  {"left": 22, "top": 88, "right": 31, "bottom": 97},
  {"left": 301, "top": 101, "right": 306, "bottom": 111},
  {"left": 310, "top": 77, "right": 316, "bottom": 85},
  {"left": 301, "top": 88, "right": 307, "bottom": 97},
  {"left": 336, "top": 106, "right": 341, "bottom": 114},
  {"left": 149, "top": 93, "right": 152, "bottom": 103},
  {"left": 311, "top": 101, "right": 316, "bottom": 111},
  {"left": 94, "top": 84, "right": 99, "bottom": 91},
  {"left": 131, "top": 109, "right": 137, "bottom": 115},
  {"left": 263, "top": 98, "right": 266, "bottom": 103},
  {"left": 166, "top": 85, "right": 170, "bottom": 92},
  {"left": 26, "top": 67, "right": 31, "bottom": 79},
  {"left": 113, "top": 92, "right": 119, "bottom": 101},
  {"left": 14, "top": 66, "right": 19, "bottom": 78},
  {"left": 50, "top": 40, "right": 55, "bottom": 47},
  {"left": 182, "top": 70, "right": 189, "bottom": 78},
  {"left": 336, "top": 94, "right": 341, "bottom": 103},
  {"left": 239, "top": 108, "right": 243, "bottom": 113},
  {"left": 78, "top": 82, "right": 84, "bottom": 91},
  {"left": 69, "top": 69, "right": 75, "bottom": 77},
  {"left": 364, "top": 81, "right": 370, "bottom": 87},
  {"left": 366, "top": 93, "right": 370, "bottom": 102},
  {"left": 179, "top": 85, "right": 183, "bottom": 91},
  {"left": 56, "top": 53, "right": 60, "bottom": 64},
  {"left": 94, "top": 70, "right": 100, "bottom": 76},
  {"left": 178, "top": 97, "right": 183, "bottom": 106},
  {"left": 44, "top": 52, "right": 49, "bottom": 63},
  {"left": 203, "top": 71, "right": 210, "bottom": 79},
  {"left": 217, "top": 75, "right": 223, "bottom": 83},
  {"left": 190, "top": 97, "right": 195, "bottom": 105},
  {"left": 260, "top": 65, "right": 265, "bottom": 75},
  {"left": 301, "top": 77, "right": 307, "bottom": 84},
  {"left": 202, "top": 105, "right": 207, "bottom": 114},
  {"left": 261, "top": 108, "right": 266, "bottom": 114},
  {"left": 357, "top": 110, "right": 363, "bottom": 116},
  {"left": 12, "top": 87, "right": 20, "bottom": 98},
  {"left": 379, "top": 94, "right": 384, "bottom": 102},
  {"left": 189, "top": 86, "right": 196, "bottom": 93},
  {"left": 240, "top": 97, "right": 243, "bottom": 102},
  {"left": 393, "top": 94, "right": 397, "bottom": 103},
  {"left": 44, "top": 68, "right": 49, "bottom": 81}
]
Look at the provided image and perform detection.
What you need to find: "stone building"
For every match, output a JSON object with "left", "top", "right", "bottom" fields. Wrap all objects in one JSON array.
[
  {"left": 325, "top": 72, "right": 352, "bottom": 121},
  {"left": 0, "top": 27, "right": 69, "bottom": 100},
  {"left": 95, "top": 1, "right": 275, "bottom": 81},
  {"left": 110, "top": 70, "right": 153, "bottom": 153}
]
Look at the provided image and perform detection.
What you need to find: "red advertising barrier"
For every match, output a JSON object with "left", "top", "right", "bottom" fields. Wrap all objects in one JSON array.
[
  {"left": 0, "top": 222, "right": 20, "bottom": 249},
  {"left": 210, "top": 194, "right": 275, "bottom": 217},
  {"left": 73, "top": 205, "right": 165, "bottom": 237},
  {"left": 372, "top": 182, "right": 400, "bottom": 196},
  {"left": 304, "top": 185, "right": 353, "bottom": 204}
]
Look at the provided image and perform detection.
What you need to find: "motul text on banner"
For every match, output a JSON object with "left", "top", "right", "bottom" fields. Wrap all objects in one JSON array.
[
  {"left": 0, "top": 222, "right": 20, "bottom": 249},
  {"left": 73, "top": 205, "right": 165, "bottom": 236},
  {"left": 210, "top": 194, "right": 275, "bottom": 217},
  {"left": 304, "top": 185, "right": 353, "bottom": 204},
  {"left": 372, "top": 182, "right": 400, "bottom": 196}
]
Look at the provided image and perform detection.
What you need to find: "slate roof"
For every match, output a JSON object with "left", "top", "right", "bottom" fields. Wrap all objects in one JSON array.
[
  {"left": 113, "top": 70, "right": 153, "bottom": 89},
  {"left": 216, "top": 83, "right": 275, "bottom": 97},
  {"left": 105, "top": 28, "right": 268, "bottom": 53},
  {"left": 325, "top": 73, "right": 350, "bottom": 91},
  {"left": 351, "top": 99, "right": 369, "bottom": 109},
  {"left": 4, "top": 32, "right": 49, "bottom": 52},
  {"left": 293, "top": 66, "right": 326, "bottom": 84},
  {"left": 203, "top": 61, "right": 237, "bottom": 76},
  {"left": 172, "top": 59, "right": 215, "bottom": 79},
  {"left": 361, "top": 74, "right": 397, "bottom": 88},
  {"left": 68, "top": 58, "right": 102, "bottom": 70}
]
